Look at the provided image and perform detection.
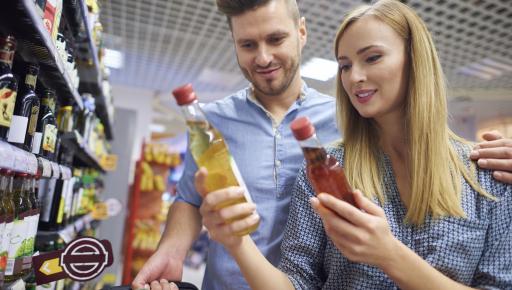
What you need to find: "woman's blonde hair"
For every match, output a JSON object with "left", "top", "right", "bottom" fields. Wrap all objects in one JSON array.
[{"left": 334, "top": 0, "right": 492, "bottom": 225}]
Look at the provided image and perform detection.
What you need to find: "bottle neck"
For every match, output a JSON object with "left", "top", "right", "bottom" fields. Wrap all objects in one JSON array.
[
  {"left": 43, "top": 97, "right": 55, "bottom": 112},
  {"left": 180, "top": 101, "right": 208, "bottom": 124},
  {"left": 297, "top": 134, "right": 328, "bottom": 165},
  {"left": 0, "top": 49, "right": 14, "bottom": 67}
]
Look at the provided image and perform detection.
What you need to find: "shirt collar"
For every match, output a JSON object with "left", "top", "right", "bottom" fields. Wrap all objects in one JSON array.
[{"left": 246, "top": 80, "right": 309, "bottom": 108}]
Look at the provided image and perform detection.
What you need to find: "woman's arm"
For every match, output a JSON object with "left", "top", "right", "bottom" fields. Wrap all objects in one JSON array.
[
  {"left": 311, "top": 191, "right": 476, "bottom": 290},
  {"left": 195, "top": 168, "right": 295, "bottom": 290}
]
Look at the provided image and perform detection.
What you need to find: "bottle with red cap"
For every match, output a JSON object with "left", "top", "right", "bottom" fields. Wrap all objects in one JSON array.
[
  {"left": 172, "top": 84, "right": 259, "bottom": 236},
  {"left": 290, "top": 116, "right": 356, "bottom": 206}
]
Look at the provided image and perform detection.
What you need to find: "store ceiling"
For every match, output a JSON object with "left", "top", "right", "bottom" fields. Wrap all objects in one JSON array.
[{"left": 99, "top": 0, "right": 512, "bottom": 104}]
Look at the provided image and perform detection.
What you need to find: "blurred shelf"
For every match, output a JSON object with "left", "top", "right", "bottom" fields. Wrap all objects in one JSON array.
[
  {"left": 0, "top": 0, "right": 84, "bottom": 110},
  {"left": 37, "top": 213, "right": 95, "bottom": 243},
  {"left": 60, "top": 131, "right": 106, "bottom": 172}
]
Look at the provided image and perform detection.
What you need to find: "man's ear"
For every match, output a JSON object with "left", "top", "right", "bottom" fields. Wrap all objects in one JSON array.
[{"left": 299, "top": 16, "right": 307, "bottom": 48}]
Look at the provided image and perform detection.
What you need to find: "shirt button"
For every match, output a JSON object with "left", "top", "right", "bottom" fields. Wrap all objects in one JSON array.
[
  {"left": 275, "top": 160, "right": 282, "bottom": 167},
  {"left": 276, "top": 132, "right": 281, "bottom": 139}
]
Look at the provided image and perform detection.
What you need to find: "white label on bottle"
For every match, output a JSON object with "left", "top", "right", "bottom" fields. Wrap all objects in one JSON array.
[
  {"left": 25, "top": 213, "right": 39, "bottom": 256},
  {"left": 7, "top": 115, "right": 29, "bottom": 143},
  {"left": 0, "top": 221, "right": 5, "bottom": 253},
  {"left": 2, "top": 221, "right": 13, "bottom": 259},
  {"left": 31, "top": 132, "right": 43, "bottom": 154},
  {"left": 5, "top": 216, "right": 28, "bottom": 275},
  {"left": 40, "top": 158, "right": 52, "bottom": 178},
  {"left": 229, "top": 157, "right": 253, "bottom": 203}
]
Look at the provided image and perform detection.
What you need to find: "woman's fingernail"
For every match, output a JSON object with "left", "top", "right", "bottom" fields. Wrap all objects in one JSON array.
[
  {"left": 478, "top": 159, "right": 488, "bottom": 166},
  {"left": 470, "top": 150, "right": 478, "bottom": 158}
]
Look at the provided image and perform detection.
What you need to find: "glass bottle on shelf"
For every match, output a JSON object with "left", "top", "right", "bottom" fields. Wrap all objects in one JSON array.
[
  {"left": 0, "top": 170, "right": 16, "bottom": 287},
  {"left": 7, "top": 64, "right": 40, "bottom": 151},
  {"left": 172, "top": 84, "right": 258, "bottom": 236},
  {"left": 290, "top": 116, "right": 356, "bottom": 206},
  {"left": 34, "top": 89, "right": 57, "bottom": 159},
  {"left": 5, "top": 173, "right": 31, "bottom": 282},
  {"left": 0, "top": 36, "right": 19, "bottom": 141}
]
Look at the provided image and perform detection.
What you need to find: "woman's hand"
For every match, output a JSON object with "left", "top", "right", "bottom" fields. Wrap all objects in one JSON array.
[
  {"left": 310, "top": 190, "right": 400, "bottom": 269},
  {"left": 195, "top": 167, "right": 260, "bottom": 250}
]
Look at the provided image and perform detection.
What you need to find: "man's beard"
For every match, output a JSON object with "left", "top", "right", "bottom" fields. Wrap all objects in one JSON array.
[{"left": 239, "top": 52, "right": 300, "bottom": 97}]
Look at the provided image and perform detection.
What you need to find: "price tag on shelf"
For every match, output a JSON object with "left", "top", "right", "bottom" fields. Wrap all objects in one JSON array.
[
  {"left": 51, "top": 162, "right": 60, "bottom": 178},
  {"left": 12, "top": 147, "right": 28, "bottom": 172},
  {"left": 0, "top": 141, "right": 15, "bottom": 170},
  {"left": 59, "top": 165, "right": 72, "bottom": 180},
  {"left": 27, "top": 154, "right": 38, "bottom": 175},
  {"left": 58, "top": 225, "right": 75, "bottom": 244},
  {"left": 39, "top": 158, "right": 52, "bottom": 178}
]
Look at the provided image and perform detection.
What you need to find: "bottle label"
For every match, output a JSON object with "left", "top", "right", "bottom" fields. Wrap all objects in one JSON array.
[
  {"left": 42, "top": 124, "right": 57, "bottom": 152},
  {"left": 25, "top": 74, "right": 36, "bottom": 88},
  {"left": 7, "top": 115, "right": 28, "bottom": 143},
  {"left": 0, "top": 88, "right": 16, "bottom": 127},
  {"left": 32, "top": 132, "right": 43, "bottom": 154},
  {"left": 27, "top": 106, "right": 39, "bottom": 135},
  {"left": 5, "top": 212, "right": 29, "bottom": 276},
  {"left": 1, "top": 219, "right": 13, "bottom": 269},
  {"left": 56, "top": 192, "right": 65, "bottom": 224}
]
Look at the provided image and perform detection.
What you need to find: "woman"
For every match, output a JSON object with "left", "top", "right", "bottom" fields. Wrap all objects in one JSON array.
[{"left": 190, "top": 0, "right": 511, "bottom": 289}]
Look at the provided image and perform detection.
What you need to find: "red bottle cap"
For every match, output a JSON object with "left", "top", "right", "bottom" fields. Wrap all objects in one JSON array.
[
  {"left": 290, "top": 116, "right": 315, "bottom": 141},
  {"left": 172, "top": 84, "right": 197, "bottom": 105},
  {"left": 17, "top": 172, "right": 29, "bottom": 177}
]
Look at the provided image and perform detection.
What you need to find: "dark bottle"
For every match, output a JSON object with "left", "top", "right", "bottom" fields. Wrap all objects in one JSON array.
[
  {"left": 7, "top": 64, "right": 40, "bottom": 151},
  {"left": 35, "top": 89, "right": 57, "bottom": 159},
  {"left": 0, "top": 36, "right": 19, "bottom": 141},
  {"left": 290, "top": 116, "right": 356, "bottom": 206},
  {"left": 0, "top": 170, "right": 16, "bottom": 287},
  {"left": 38, "top": 178, "right": 66, "bottom": 231}
]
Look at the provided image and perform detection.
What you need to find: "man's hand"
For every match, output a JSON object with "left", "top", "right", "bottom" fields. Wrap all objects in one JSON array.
[
  {"left": 132, "top": 248, "right": 184, "bottom": 290},
  {"left": 195, "top": 168, "right": 259, "bottom": 249},
  {"left": 471, "top": 131, "right": 512, "bottom": 184}
]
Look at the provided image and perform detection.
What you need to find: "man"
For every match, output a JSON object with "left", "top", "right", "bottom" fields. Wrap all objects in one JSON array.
[{"left": 133, "top": 1, "right": 512, "bottom": 289}]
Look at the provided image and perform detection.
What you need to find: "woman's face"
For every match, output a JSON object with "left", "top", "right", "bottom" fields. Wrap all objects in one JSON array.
[{"left": 337, "top": 16, "right": 409, "bottom": 123}]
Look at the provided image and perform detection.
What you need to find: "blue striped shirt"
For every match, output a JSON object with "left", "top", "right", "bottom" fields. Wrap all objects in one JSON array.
[{"left": 176, "top": 83, "right": 340, "bottom": 290}]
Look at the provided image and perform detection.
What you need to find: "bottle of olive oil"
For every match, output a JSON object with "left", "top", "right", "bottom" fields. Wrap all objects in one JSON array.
[
  {"left": 0, "top": 170, "right": 16, "bottom": 287},
  {"left": 172, "top": 84, "right": 258, "bottom": 236},
  {"left": 4, "top": 172, "right": 31, "bottom": 282}
]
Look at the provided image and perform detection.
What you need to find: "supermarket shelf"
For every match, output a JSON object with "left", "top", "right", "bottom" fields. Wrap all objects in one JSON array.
[
  {"left": 0, "top": 140, "right": 71, "bottom": 177},
  {"left": 0, "top": 0, "right": 84, "bottom": 110},
  {"left": 60, "top": 131, "right": 106, "bottom": 172},
  {"left": 37, "top": 213, "right": 95, "bottom": 243}
]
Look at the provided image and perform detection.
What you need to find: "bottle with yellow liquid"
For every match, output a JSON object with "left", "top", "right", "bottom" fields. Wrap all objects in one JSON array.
[{"left": 172, "top": 84, "right": 259, "bottom": 236}]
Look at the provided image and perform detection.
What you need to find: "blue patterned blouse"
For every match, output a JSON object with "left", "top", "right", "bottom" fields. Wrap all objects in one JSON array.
[{"left": 279, "top": 141, "right": 512, "bottom": 290}]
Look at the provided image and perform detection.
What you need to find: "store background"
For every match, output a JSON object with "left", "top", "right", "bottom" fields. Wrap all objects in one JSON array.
[
  {"left": 0, "top": 0, "right": 510, "bottom": 289},
  {"left": 100, "top": 0, "right": 512, "bottom": 286}
]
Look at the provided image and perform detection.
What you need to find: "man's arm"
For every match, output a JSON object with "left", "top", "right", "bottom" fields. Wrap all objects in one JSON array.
[
  {"left": 132, "top": 201, "right": 202, "bottom": 289},
  {"left": 471, "top": 131, "right": 512, "bottom": 184}
]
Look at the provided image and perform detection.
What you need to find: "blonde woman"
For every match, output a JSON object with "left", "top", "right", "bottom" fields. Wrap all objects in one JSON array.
[{"left": 181, "top": 1, "right": 512, "bottom": 290}]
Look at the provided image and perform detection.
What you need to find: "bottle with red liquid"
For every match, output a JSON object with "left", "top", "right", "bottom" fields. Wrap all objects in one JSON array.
[{"left": 290, "top": 116, "right": 356, "bottom": 206}]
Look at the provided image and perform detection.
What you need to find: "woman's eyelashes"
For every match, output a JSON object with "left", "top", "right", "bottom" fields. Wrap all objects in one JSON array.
[{"left": 366, "top": 54, "right": 382, "bottom": 63}]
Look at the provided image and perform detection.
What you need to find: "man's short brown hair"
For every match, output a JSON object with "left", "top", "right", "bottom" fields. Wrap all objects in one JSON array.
[{"left": 216, "top": 0, "right": 300, "bottom": 28}]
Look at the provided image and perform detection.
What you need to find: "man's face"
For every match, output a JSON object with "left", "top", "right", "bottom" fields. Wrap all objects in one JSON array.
[{"left": 230, "top": 0, "right": 306, "bottom": 97}]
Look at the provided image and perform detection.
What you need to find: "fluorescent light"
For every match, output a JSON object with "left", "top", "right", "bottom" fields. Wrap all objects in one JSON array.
[
  {"left": 481, "top": 58, "right": 512, "bottom": 72},
  {"left": 301, "top": 57, "right": 338, "bottom": 81},
  {"left": 149, "top": 123, "right": 166, "bottom": 133},
  {"left": 467, "top": 63, "right": 502, "bottom": 77},
  {"left": 456, "top": 66, "right": 494, "bottom": 80},
  {"left": 104, "top": 48, "right": 124, "bottom": 69}
]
